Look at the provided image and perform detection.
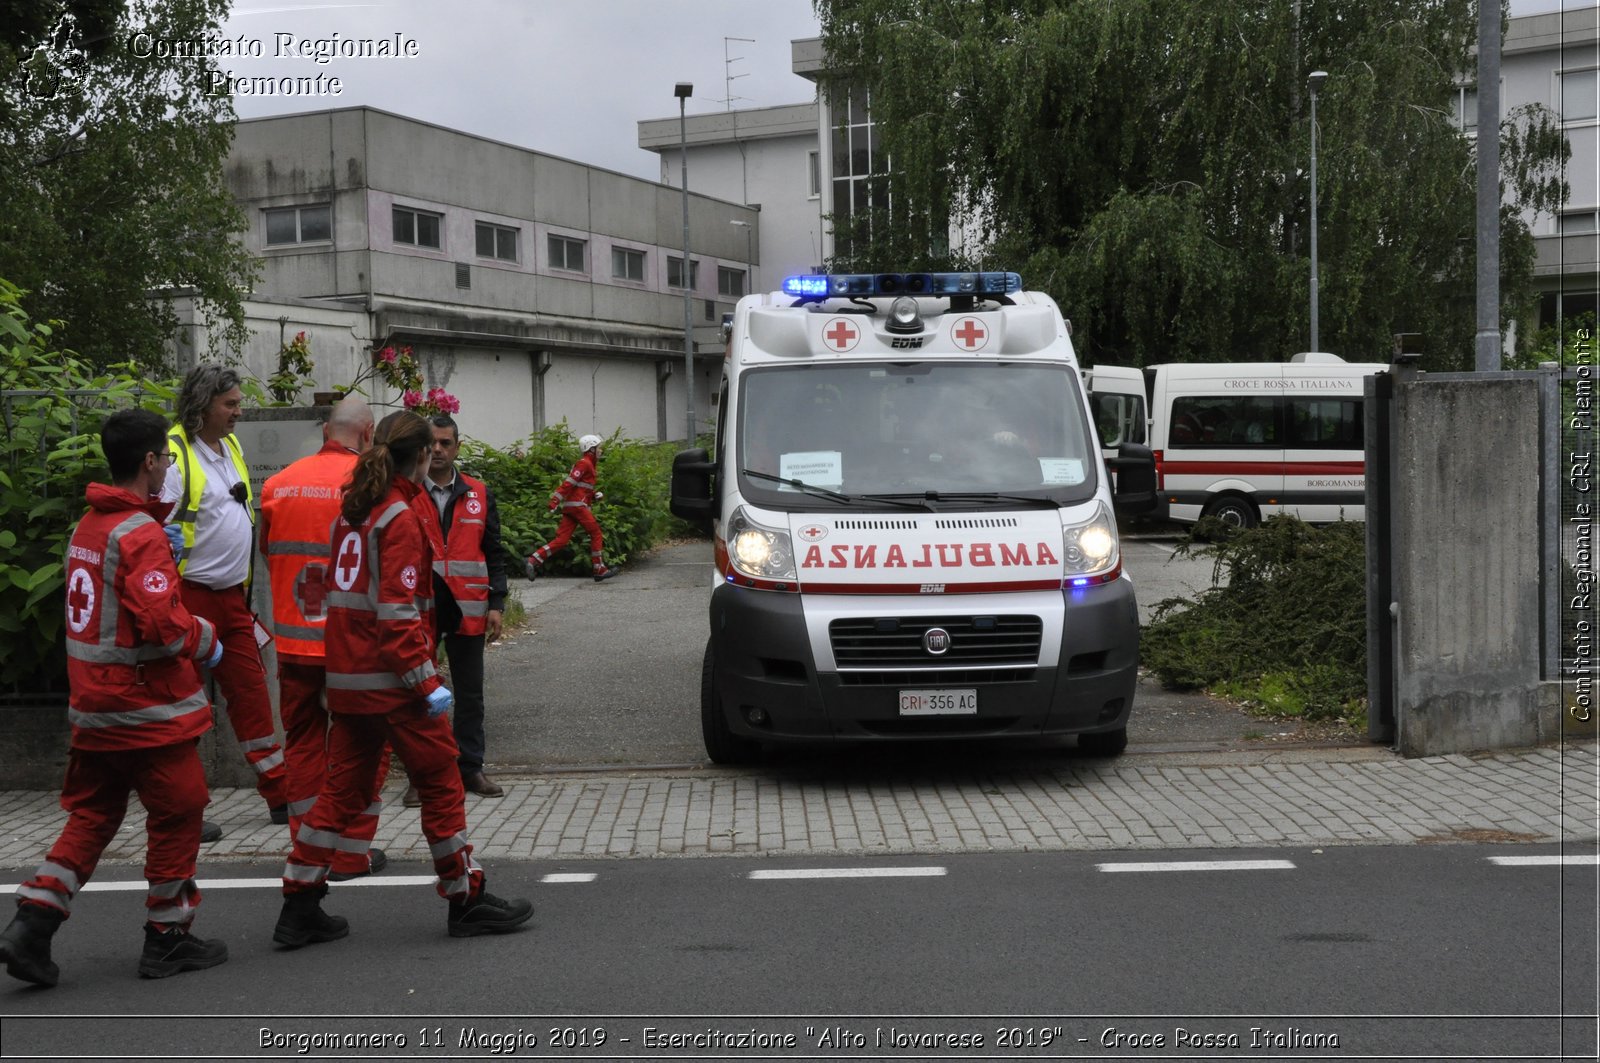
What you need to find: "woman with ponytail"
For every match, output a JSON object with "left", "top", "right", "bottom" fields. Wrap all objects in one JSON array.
[{"left": 272, "top": 411, "right": 533, "bottom": 947}]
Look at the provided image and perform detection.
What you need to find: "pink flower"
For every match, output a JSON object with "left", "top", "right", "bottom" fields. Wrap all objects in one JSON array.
[
  {"left": 402, "top": 389, "right": 423, "bottom": 408},
  {"left": 378, "top": 346, "right": 398, "bottom": 364}
]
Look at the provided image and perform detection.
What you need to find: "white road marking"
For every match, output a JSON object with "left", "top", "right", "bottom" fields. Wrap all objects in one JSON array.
[
  {"left": 1489, "top": 855, "right": 1600, "bottom": 866},
  {"left": 749, "top": 867, "right": 947, "bottom": 880},
  {"left": 1097, "top": 859, "right": 1297, "bottom": 873},
  {"left": 70, "top": 875, "right": 441, "bottom": 892},
  {"left": 540, "top": 873, "right": 597, "bottom": 883}
]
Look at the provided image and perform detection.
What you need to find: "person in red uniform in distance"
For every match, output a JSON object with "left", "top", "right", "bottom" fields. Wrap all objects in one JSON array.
[
  {"left": 0, "top": 410, "right": 229, "bottom": 986},
  {"left": 258, "top": 395, "right": 389, "bottom": 881},
  {"left": 273, "top": 411, "right": 532, "bottom": 947},
  {"left": 524, "top": 433, "right": 617, "bottom": 582}
]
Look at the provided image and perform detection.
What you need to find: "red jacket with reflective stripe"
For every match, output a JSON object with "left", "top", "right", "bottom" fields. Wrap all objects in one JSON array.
[
  {"left": 259, "top": 441, "right": 359, "bottom": 663},
  {"left": 64, "top": 483, "right": 218, "bottom": 751},
  {"left": 409, "top": 471, "right": 503, "bottom": 637},
  {"left": 551, "top": 451, "right": 598, "bottom": 509},
  {"left": 324, "top": 477, "right": 442, "bottom": 715}
]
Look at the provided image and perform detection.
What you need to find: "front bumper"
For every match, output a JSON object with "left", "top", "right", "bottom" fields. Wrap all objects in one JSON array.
[{"left": 706, "top": 578, "right": 1139, "bottom": 743}]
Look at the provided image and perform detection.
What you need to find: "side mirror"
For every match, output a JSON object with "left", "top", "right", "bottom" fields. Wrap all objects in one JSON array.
[
  {"left": 1109, "top": 442, "right": 1156, "bottom": 515},
  {"left": 670, "top": 447, "right": 717, "bottom": 527}
]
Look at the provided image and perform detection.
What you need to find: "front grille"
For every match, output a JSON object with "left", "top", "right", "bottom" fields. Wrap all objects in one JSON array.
[
  {"left": 830, "top": 615, "right": 1042, "bottom": 668},
  {"left": 838, "top": 667, "right": 1036, "bottom": 687}
]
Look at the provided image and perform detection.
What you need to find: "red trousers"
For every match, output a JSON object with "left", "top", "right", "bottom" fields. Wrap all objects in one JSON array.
[
  {"left": 279, "top": 660, "right": 388, "bottom": 875},
  {"left": 532, "top": 505, "right": 605, "bottom": 571},
  {"left": 283, "top": 706, "right": 482, "bottom": 902},
  {"left": 19, "top": 741, "right": 208, "bottom": 927},
  {"left": 180, "top": 581, "right": 287, "bottom": 808}
]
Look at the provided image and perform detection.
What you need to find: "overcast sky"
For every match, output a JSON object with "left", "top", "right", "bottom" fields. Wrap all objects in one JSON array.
[
  {"left": 215, "top": 0, "right": 1575, "bottom": 182},
  {"left": 217, "top": 0, "right": 823, "bottom": 180}
]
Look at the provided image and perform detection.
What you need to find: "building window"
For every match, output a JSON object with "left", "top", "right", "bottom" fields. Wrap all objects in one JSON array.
[
  {"left": 612, "top": 247, "right": 645, "bottom": 281},
  {"left": 808, "top": 150, "right": 821, "bottom": 198},
  {"left": 668, "top": 256, "right": 700, "bottom": 289},
  {"left": 548, "top": 234, "right": 586, "bottom": 272},
  {"left": 830, "top": 85, "right": 890, "bottom": 255},
  {"left": 1561, "top": 69, "right": 1598, "bottom": 122},
  {"left": 1559, "top": 210, "right": 1599, "bottom": 235},
  {"left": 475, "top": 222, "right": 518, "bottom": 262},
  {"left": 1451, "top": 84, "right": 1477, "bottom": 132},
  {"left": 393, "top": 206, "right": 442, "bottom": 249},
  {"left": 264, "top": 204, "right": 331, "bottom": 246},
  {"left": 718, "top": 266, "right": 746, "bottom": 297}
]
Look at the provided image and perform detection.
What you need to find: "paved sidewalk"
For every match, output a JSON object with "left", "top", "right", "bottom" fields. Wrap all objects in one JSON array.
[{"left": 1, "top": 743, "right": 1595, "bottom": 872}]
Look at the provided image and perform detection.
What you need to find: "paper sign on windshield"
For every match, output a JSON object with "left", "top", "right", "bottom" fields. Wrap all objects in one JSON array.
[
  {"left": 1039, "top": 458, "right": 1085, "bottom": 485},
  {"left": 779, "top": 451, "right": 843, "bottom": 489}
]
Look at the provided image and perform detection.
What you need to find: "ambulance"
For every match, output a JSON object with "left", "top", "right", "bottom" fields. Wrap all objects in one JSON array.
[
  {"left": 670, "top": 271, "right": 1156, "bottom": 763},
  {"left": 1090, "top": 353, "right": 1384, "bottom": 529}
]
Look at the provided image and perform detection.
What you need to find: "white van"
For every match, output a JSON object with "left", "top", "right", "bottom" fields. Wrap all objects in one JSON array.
[
  {"left": 671, "top": 271, "right": 1156, "bottom": 763},
  {"left": 1085, "top": 354, "right": 1383, "bottom": 528}
]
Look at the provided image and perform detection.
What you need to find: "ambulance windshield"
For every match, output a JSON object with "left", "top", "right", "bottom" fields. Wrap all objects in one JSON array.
[{"left": 736, "top": 361, "right": 1098, "bottom": 507}]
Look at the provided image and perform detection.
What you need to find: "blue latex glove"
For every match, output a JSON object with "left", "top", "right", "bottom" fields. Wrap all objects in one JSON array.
[
  {"left": 524, "top": 557, "right": 541, "bottom": 581},
  {"left": 425, "top": 686, "right": 454, "bottom": 718},
  {"left": 204, "top": 641, "right": 224, "bottom": 669},
  {"left": 163, "top": 524, "right": 184, "bottom": 558}
]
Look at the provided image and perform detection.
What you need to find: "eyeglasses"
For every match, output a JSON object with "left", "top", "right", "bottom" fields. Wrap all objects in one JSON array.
[
  {"left": 151, "top": 450, "right": 176, "bottom": 463},
  {"left": 229, "top": 482, "right": 248, "bottom": 504}
]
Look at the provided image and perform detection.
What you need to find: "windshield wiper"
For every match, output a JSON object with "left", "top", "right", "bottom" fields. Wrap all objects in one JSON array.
[
  {"left": 864, "top": 491, "right": 1061, "bottom": 509},
  {"left": 742, "top": 470, "right": 927, "bottom": 509}
]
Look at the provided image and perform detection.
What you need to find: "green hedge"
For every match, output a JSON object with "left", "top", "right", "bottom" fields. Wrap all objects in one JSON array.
[{"left": 1141, "top": 516, "right": 1368, "bottom": 721}]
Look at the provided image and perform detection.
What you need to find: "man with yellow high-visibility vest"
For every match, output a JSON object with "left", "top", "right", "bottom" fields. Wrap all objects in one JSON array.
[
  {"left": 161, "top": 365, "right": 289, "bottom": 834},
  {"left": 258, "top": 396, "right": 389, "bottom": 881}
]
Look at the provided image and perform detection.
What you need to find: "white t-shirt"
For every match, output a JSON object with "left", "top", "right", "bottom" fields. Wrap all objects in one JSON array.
[{"left": 161, "top": 436, "right": 253, "bottom": 589}]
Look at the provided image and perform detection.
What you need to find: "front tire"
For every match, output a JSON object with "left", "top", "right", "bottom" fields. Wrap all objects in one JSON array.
[
  {"left": 1200, "top": 493, "right": 1258, "bottom": 530},
  {"left": 701, "top": 641, "right": 759, "bottom": 765}
]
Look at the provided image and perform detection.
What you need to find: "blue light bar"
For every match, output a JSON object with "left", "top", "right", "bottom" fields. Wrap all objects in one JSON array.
[{"left": 782, "top": 272, "right": 1022, "bottom": 300}]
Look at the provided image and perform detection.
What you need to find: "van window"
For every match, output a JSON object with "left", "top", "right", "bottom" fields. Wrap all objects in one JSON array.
[
  {"left": 1287, "top": 398, "right": 1363, "bottom": 448},
  {"left": 1092, "top": 391, "right": 1146, "bottom": 448},
  {"left": 1169, "top": 396, "right": 1279, "bottom": 447},
  {"left": 737, "top": 361, "right": 1098, "bottom": 506}
]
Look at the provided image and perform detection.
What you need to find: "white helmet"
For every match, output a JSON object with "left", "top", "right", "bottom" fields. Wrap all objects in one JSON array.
[{"left": 579, "top": 434, "right": 602, "bottom": 454}]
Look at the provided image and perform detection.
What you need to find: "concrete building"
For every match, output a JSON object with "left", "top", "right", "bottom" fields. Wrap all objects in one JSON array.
[
  {"left": 1500, "top": 5, "right": 1599, "bottom": 327},
  {"left": 643, "top": 10, "right": 1599, "bottom": 335},
  {"left": 211, "top": 106, "right": 761, "bottom": 447}
]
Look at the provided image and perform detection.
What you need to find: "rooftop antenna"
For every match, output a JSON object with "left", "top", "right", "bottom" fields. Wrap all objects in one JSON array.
[{"left": 722, "top": 36, "right": 754, "bottom": 110}]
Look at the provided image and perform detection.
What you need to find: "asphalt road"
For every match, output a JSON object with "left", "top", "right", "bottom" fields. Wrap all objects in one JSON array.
[
  {"left": 474, "top": 537, "right": 1340, "bottom": 772},
  {"left": 0, "top": 845, "right": 1593, "bottom": 1059}
]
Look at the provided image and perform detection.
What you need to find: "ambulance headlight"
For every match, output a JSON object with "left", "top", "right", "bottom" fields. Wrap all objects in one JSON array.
[
  {"left": 1062, "top": 501, "right": 1120, "bottom": 584},
  {"left": 727, "top": 507, "right": 796, "bottom": 582}
]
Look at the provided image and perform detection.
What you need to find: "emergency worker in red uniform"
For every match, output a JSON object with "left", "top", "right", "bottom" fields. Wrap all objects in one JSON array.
[
  {"left": 0, "top": 410, "right": 229, "bottom": 986},
  {"left": 406, "top": 413, "right": 508, "bottom": 803},
  {"left": 259, "top": 396, "right": 389, "bottom": 881},
  {"left": 524, "top": 433, "right": 617, "bottom": 582},
  {"left": 273, "top": 411, "right": 533, "bottom": 946}
]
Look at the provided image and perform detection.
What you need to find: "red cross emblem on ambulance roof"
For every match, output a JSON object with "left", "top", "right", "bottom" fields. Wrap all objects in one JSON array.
[
  {"left": 823, "top": 318, "right": 859, "bottom": 352},
  {"left": 952, "top": 317, "right": 988, "bottom": 350}
]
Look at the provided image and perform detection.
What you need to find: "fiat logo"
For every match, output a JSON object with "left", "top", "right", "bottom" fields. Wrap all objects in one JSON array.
[{"left": 923, "top": 627, "right": 951, "bottom": 655}]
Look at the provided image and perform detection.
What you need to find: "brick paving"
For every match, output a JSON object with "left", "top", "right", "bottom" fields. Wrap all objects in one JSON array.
[{"left": 1, "top": 743, "right": 1595, "bottom": 873}]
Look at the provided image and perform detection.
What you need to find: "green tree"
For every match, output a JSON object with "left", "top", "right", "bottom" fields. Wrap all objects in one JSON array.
[
  {"left": 817, "top": 0, "right": 1567, "bottom": 369},
  {"left": 0, "top": 0, "right": 257, "bottom": 369}
]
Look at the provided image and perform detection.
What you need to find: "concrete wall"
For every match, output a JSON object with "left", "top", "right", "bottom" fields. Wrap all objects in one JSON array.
[{"left": 1391, "top": 374, "right": 1555, "bottom": 754}]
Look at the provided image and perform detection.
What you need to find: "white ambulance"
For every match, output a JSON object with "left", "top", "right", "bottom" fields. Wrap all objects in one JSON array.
[
  {"left": 1142, "top": 353, "right": 1383, "bottom": 528},
  {"left": 671, "top": 271, "right": 1156, "bottom": 763}
]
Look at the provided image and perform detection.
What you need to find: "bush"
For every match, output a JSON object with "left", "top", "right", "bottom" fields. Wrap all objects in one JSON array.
[
  {"left": 0, "top": 279, "right": 176, "bottom": 692},
  {"left": 458, "top": 423, "right": 702, "bottom": 577},
  {"left": 1141, "top": 516, "right": 1367, "bottom": 720}
]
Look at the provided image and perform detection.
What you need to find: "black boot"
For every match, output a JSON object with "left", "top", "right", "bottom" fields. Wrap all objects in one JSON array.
[
  {"left": 272, "top": 885, "right": 349, "bottom": 948},
  {"left": 0, "top": 903, "right": 64, "bottom": 987},
  {"left": 138, "top": 923, "right": 228, "bottom": 979},
  {"left": 447, "top": 889, "right": 534, "bottom": 938}
]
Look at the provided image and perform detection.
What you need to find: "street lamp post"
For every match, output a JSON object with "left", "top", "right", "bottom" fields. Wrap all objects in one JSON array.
[
  {"left": 1308, "top": 69, "right": 1328, "bottom": 354},
  {"left": 676, "top": 81, "right": 695, "bottom": 442},
  {"left": 730, "top": 219, "right": 753, "bottom": 294}
]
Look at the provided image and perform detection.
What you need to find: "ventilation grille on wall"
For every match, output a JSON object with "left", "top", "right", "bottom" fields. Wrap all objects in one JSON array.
[{"left": 455, "top": 263, "right": 471, "bottom": 289}]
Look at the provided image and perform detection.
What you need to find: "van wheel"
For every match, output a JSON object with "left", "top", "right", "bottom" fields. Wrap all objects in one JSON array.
[
  {"left": 702, "top": 642, "right": 759, "bottom": 765},
  {"left": 1201, "top": 494, "right": 1258, "bottom": 529},
  {"left": 1078, "top": 726, "right": 1128, "bottom": 757}
]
